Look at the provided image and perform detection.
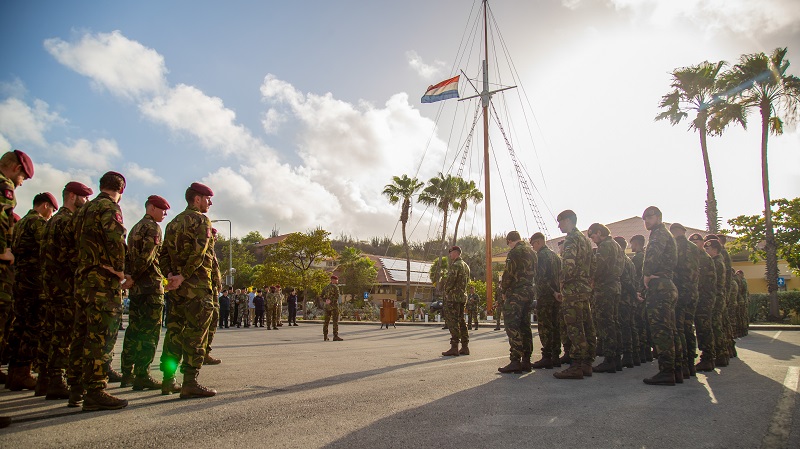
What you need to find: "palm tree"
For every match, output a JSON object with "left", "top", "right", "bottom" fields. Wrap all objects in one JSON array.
[
  {"left": 418, "top": 173, "right": 459, "bottom": 252},
  {"left": 451, "top": 178, "right": 483, "bottom": 245},
  {"left": 717, "top": 47, "right": 800, "bottom": 320},
  {"left": 382, "top": 174, "right": 424, "bottom": 306},
  {"left": 655, "top": 60, "right": 738, "bottom": 233}
]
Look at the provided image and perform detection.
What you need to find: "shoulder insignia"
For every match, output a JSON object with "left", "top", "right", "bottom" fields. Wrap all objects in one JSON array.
[
  {"left": 3, "top": 189, "right": 13, "bottom": 200},
  {"left": 114, "top": 212, "right": 123, "bottom": 224}
]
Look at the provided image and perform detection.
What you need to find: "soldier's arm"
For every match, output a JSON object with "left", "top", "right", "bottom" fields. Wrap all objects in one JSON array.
[
  {"left": 129, "top": 224, "right": 159, "bottom": 282},
  {"left": 642, "top": 233, "right": 665, "bottom": 278},
  {"left": 100, "top": 207, "right": 127, "bottom": 272},
  {"left": 501, "top": 255, "right": 514, "bottom": 292},
  {"left": 0, "top": 181, "right": 14, "bottom": 255},
  {"left": 550, "top": 254, "right": 562, "bottom": 293},
  {"left": 179, "top": 215, "right": 211, "bottom": 279}
]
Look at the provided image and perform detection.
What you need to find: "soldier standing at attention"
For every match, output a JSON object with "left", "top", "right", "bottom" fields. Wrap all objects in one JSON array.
[
  {"left": 497, "top": 232, "right": 536, "bottom": 373},
  {"left": 159, "top": 182, "right": 217, "bottom": 399},
  {"left": 73, "top": 171, "right": 132, "bottom": 410},
  {"left": 203, "top": 228, "right": 222, "bottom": 365},
  {"left": 0, "top": 150, "right": 34, "bottom": 427},
  {"left": 441, "top": 246, "right": 470, "bottom": 356},
  {"left": 321, "top": 275, "right": 342, "bottom": 341},
  {"left": 275, "top": 285, "right": 284, "bottom": 327},
  {"left": 493, "top": 287, "right": 504, "bottom": 331},
  {"left": 531, "top": 232, "right": 562, "bottom": 370},
  {"left": 630, "top": 234, "right": 651, "bottom": 363},
  {"left": 119, "top": 195, "right": 170, "bottom": 390},
  {"left": 587, "top": 223, "right": 624, "bottom": 374},
  {"left": 40, "top": 182, "right": 92, "bottom": 400},
  {"left": 670, "top": 224, "right": 701, "bottom": 378},
  {"left": 6, "top": 192, "right": 56, "bottom": 394},
  {"left": 218, "top": 288, "right": 230, "bottom": 328},
  {"left": 266, "top": 286, "right": 278, "bottom": 330},
  {"left": 287, "top": 288, "right": 299, "bottom": 326},
  {"left": 691, "top": 234, "right": 717, "bottom": 372},
  {"left": 553, "top": 210, "right": 594, "bottom": 380},
  {"left": 736, "top": 270, "right": 749, "bottom": 337},
  {"left": 641, "top": 206, "right": 679, "bottom": 386},
  {"left": 466, "top": 285, "right": 479, "bottom": 331},
  {"left": 613, "top": 237, "right": 640, "bottom": 368}
]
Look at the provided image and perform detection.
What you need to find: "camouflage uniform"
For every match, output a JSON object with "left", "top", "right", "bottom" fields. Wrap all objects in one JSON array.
[
  {"left": 631, "top": 250, "right": 650, "bottom": 360},
  {"left": 673, "top": 234, "right": 699, "bottom": 370},
  {"left": 719, "top": 248, "right": 734, "bottom": 358},
  {"left": 120, "top": 214, "right": 164, "bottom": 379},
  {"left": 234, "top": 292, "right": 247, "bottom": 327},
  {"left": 159, "top": 205, "right": 214, "bottom": 381},
  {"left": 275, "top": 290, "right": 284, "bottom": 325},
  {"left": 726, "top": 273, "right": 739, "bottom": 357},
  {"left": 559, "top": 227, "right": 594, "bottom": 364},
  {"left": 618, "top": 254, "right": 640, "bottom": 362},
  {"left": 493, "top": 290, "right": 504, "bottom": 329},
  {"left": 534, "top": 244, "right": 562, "bottom": 360},
  {"left": 643, "top": 222, "right": 678, "bottom": 371},
  {"left": 321, "top": 282, "right": 341, "bottom": 338},
  {"left": 501, "top": 241, "right": 536, "bottom": 362},
  {"left": 709, "top": 253, "right": 727, "bottom": 359},
  {"left": 694, "top": 249, "right": 717, "bottom": 362},
  {"left": 738, "top": 276, "right": 749, "bottom": 337},
  {"left": 591, "top": 236, "right": 624, "bottom": 360},
  {"left": 466, "top": 292, "right": 480, "bottom": 329},
  {"left": 206, "top": 241, "right": 221, "bottom": 354},
  {"left": 0, "top": 174, "right": 16, "bottom": 374},
  {"left": 8, "top": 209, "right": 48, "bottom": 372},
  {"left": 73, "top": 192, "right": 127, "bottom": 391},
  {"left": 266, "top": 291, "right": 278, "bottom": 329},
  {"left": 444, "top": 256, "right": 470, "bottom": 346}
]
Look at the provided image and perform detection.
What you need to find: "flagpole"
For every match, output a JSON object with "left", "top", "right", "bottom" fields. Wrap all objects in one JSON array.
[{"left": 482, "top": 0, "right": 494, "bottom": 317}]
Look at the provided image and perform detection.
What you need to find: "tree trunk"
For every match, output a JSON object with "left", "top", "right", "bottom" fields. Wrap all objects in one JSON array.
[
  {"left": 452, "top": 206, "right": 466, "bottom": 246},
  {"left": 761, "top": 105, "right": 780, "bottom": 321},
  {"left": 698, "top": 122, "right": 719, "bottom": 233},
  {"left": 402, "top": 214, "right": 410, "bottom": 307}
]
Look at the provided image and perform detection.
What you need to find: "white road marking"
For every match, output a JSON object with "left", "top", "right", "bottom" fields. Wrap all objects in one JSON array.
[{"left": 770, "top": 331, "right": 782, "bottom": 343}]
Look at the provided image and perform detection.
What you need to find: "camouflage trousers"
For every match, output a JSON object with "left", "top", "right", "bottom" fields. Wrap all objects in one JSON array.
[
  {"left": 0, "top": 295, "right": 11, "bottom": 365},
  {"left": 273, "top": 304, "right": 281, "bottom": 325},
  {"left": 36, "top": 301, "right": 55, "bottom": 374},
  {"left": 559, "top": 309, "right": 571, "bottom": 357},
  {"left": 44, "top": 296, "right": 75, "bottom": 376},
  {"left": 466, "top": 308, "right": 478, "bottom": 329},
  {"left": 536, "top": 294, "right": 561, "bottom": 359},
  {"left": 120, "top": 294, "right": 164, "bottom": 377},
  {"left": 681, "top": 290, "right": 699, "bottom": 365},
  {"left": 67, "top": 294, "right": 89, "bottom": 387},
  {"left": 160, "top": 289, "right": 213, "bottom": 377},
  {"left": 645, "top": 278, "right": 678, "bottom": 371},
  {"left": 711, "top": 291, "right": 727, "bottom": 358},
  {"left": 323, "top": 307, "right": 340, "bottom": 337},
  {"left": 443, "top": 300, "right": 468, "bottom": 345},
  {"left": 561, "top": 294, "right": 593, "bottom": 362},
  {"left": 695, "top": 289, "right": 717, "bottom": 361},
  {"left": 635, "top": 296, "right": 650, "bottom": 356},
  {"left": 233, "top": 304, "right": 244, "bottom": 326},
  {"left": 617, "top": 294, "right": 639, "bottom": 356},
  {"left": 79, "top": 287, "right": 123, "bottom": 391},
  {"left": 267, "top": 304, "right": 278, "bottom": 328},
  {"left": 494, "top": 300, "right": 504, "bottom": 328},
  {"left": 8, "top": 282, "right": 43, "bottom": 368},
  {"left": 207, "top": 297, "right": 219, "bottom": 354},
  {"left": 673, "top": 291, "right": 690, "bottom": 368},
  {"left": 593, "top": 289, "right": 620, "bottom": 358},
  {"left": 503, "top": 290, "right": 533, "bottom": 361}
]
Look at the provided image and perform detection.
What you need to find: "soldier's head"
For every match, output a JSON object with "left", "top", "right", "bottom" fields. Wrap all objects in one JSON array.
[
  {"left": 62, "top": 182, "right": 93, "bottom": 211},
  {"left": 689, "top": 233, "right": 704, "bottom": 249},
  {"left": 505, "top": 231, "right": 522, "bottom": 247},
  {"left": 469, "top": 285, "right": 475, "bottom": 292},
  {"left": 145, "top": 195, "right": 170, "bottom": 223},
  {"left": 669, "top": 222, "right": 687, "bottom": 238},
  {"left": 587, "top": 223, "right": 610, "bottom": 245},
  {"left": 630, "top": 234, "right": 645, "bottom": 252},
  {"left": 716, "top": 234, "right": 728, "bottom": 244},
  {"left": 641, "top": 206, "right": 662, "bottom": 230},
  {"left": 736, "top": 270, "right": 744, "bottom": 278},
  {"left": 186, "top": 182, "right": 213, "bottom": 213},
  {"left": 556, "top": 209, "right": 577, "bottom": 233},
  {"left": 99, "top": 171, "right": 126, "bottom": 201},
  {"left": 703, "top": 239, "right": 722, "bottom": 257},
  {"left": 613, "top": 236, "right": 627, "bottom": 251},
  {"left": 529, "top": 232, "right": 546, "bottom": 251},
  {"left": 330, "top": 275, "right": 339, "bottom": 285},
  {"left": 33, "top": 192, "right": 58, "bottom": 219},
  {"left": 448, "top": 245, "right": 462, "bottom": 261},
  {"left": 236, "top": 288, "right": 242, "bottom": 294},
  {"left": 0, "top": 150, "right": 34, "bottom": 187}
]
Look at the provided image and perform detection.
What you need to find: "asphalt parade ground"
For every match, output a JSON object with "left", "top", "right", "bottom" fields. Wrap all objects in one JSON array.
[{"left": 1, "top": 323, "right": 798, "bottom": 449}]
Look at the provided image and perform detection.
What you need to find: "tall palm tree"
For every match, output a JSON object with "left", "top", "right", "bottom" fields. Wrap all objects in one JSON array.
[
  {"left": 418, "top": 173, "right": 459, "bottom": 253},
  {"left": 451, "top": 178, "right": 483, "bottom": 245},
  {"left": 655, "top": 60, "right": 737, "bottom": 233},
  {"left": 717, "top": 47, "right": 800, "bottom": 320},
  {"left": 382, "top": 174, "right": 424, "bottom": 306}
]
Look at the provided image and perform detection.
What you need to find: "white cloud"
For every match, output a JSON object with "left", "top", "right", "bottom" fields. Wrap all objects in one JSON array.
[
  {"left": 561, "top": 0, "right": 582, "bottom": 10},
  {"left": 44, "top": 30, "right": 168, "bottom": 100},
  {"left": 15, "top": 163, "right": 94, "bottom": 212},
  {"left": 406, "top": 50, "right": 446, "bottom": 80},
  {"left": 125, "top": 162, "right": 164, "bottom": 186},
  {"left": 0, "top": 97, "right": 64, "bottom": 147},
  {"left": 55, "top": 138, "right": 121, "bottom": 170},
  {"left": 261, "top": 108, "right": 286, "bottom": 134}
]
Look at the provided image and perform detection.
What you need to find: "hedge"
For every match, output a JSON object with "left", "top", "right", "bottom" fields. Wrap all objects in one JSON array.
[{"left": 748, "top": 291, "right": 800, "bottom": 322}]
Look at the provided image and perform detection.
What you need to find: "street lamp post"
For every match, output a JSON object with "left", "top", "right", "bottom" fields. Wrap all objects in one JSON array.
[{"left": 211, "top": 219, "right": 234, "bottom": 287}]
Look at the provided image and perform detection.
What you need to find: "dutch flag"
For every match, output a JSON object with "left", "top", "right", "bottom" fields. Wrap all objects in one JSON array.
[{"left": 421, "top": 75, "right": 460, "bottom": 103}]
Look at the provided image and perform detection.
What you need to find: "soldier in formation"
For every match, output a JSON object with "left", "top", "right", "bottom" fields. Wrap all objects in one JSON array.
[
  {"left": 441, "top": 246, "right": 470, "bottom": 356},
  {"left": 497, "top": 232, "right": 536, "bottom": 373},
  {"left": 321, "top": 275, "right": 343, "bottom": 341},
  {"left": 466, "top": 285, "right": 480, "bottom": 330}
]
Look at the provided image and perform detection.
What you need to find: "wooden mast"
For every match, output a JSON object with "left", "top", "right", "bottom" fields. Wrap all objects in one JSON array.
[{"left": 482, "top": 0, "right": 493, "bottom": 314}]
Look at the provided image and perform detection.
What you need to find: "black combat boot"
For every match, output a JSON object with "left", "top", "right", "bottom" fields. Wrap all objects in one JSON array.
[
  {"left": 559, "top": 353, "right": 572, "bottom": 365},
  {"left": 161, "top": 376, "right": 182, "bottom": 395},
  {"left": 107, "top": 367, "right": 123, "bottom": 383},
  {"left": 332, "top": 335, "right": 343, "bottom": 341},
  {"left": 674, "top": 367, "right": 684, "bottom": 384},
  {"left": 622, "top": 352, "right": 634, "bottom": 368},
  {"left": 132, "top": 375, "right": 162, "bottom": 391},
  {"left": 614, "top": 355, "right": 623, "bottom": 372},
  {"left": 458, "top": 342, "right": 470, "bottom": 355},
  {"left": 645, "top": 348, "right": 654, "bottom": 362},
  {"left": 82, "top": 388, "right": 128, "bottom": 411},
  {"left": 6, "top": 364, "right": 37, "bottom": 391},
  {"left": 643, "top": 370, "right": 676, "bottom": 386},
  {"left": 581, "top": 361, "right": 593, "bottom": 377},
  {"left": 441, "top": 343, "right": 459, "bottom": 357},
  {"left": 119, "top": 372, "right": 134, "bottom": 388},
  {"left": 695, "top": 357, "right": 715, "bottom": 372},
  {"left": 0, "top": 416, "right": 10, "bottom": 428},
  {"left": 521, "top": 357, "right": 532, "bottom": 372},
  {"left": 553, "top": 362, "right": 584, "bottom": 380},
  {"left": 180, "top": 371, "right": 217, "bottom": 399},
  {"left": 688, "top": 362, "right": 697, "bottom": 377},
  {"left": 34, "top": 374, "right": 50, "bottom": 397},
  {"left": 681, "top": 365, "right": 690, "bottom": 379},
  {"left": 531, "top": 357, "right": 554, "bottom": 369},
  {"left": 632, "top": 351, "right": 641, "bottom": 366},
  {"left": 715, "top": 356, "right": 729, "bottom": 367},
  {"left": 67, "top": 385, "right": 84, "bottom": 407},
  {"left": 45, "top": 374, "right": 71, "bottom": 400},
  {"left": 498, "top": 360, "right": 523, "bottom": 374},
  {"left": 592, "top": 357, "right": 616, "bottom": 374}
]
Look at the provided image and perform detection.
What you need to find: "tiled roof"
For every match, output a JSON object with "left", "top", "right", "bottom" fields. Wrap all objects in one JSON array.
[
  {"left": 253, "top": 234, "right": 290, "bottom": 248},
  {"left": 364, "top": 254, "right": 433, "bottom": 285}
]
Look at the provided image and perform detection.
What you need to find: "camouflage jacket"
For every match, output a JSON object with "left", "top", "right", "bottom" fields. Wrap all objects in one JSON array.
[
  {"left": 12, "top": 209, "right": 47, "bottom": 287},
  {"left": 711, "top": 254, "right": 726, "bottom": 304},
  {"left": 0, "top": 173, "right": 16, "bottom": 255},
  {"left": 266, "top": 292, "right": 278, "bottom": 307},
  {"left": 501, "top": 241, "right": 536, "bottom": 295},
  {"left": 721, "top": 248, "right": 733, "bottom": 299},
  {"left": 73, "top": 192, "right": 127, "bottom": 290},
  {"left": 738, "top": 276, "right": 749, "bottom": 305},
  {"left": 673, "top": 235, "right": 700, "bottom": 295},
  {"left": 728, "top": 274, "right": 739, "bottom": 306},
  {"left": 591, "top": 235, "right": 623, "bottom": 293},
  {"left": 560, "top": 227, "right": 593, "bottom": 297},
  {"left": 466, "top": 292, "right": 480, "bottom": 312},
  {"left": 444, "top": 256, "right": 470, "bottom": 303},
  {"left": 41, "top": 207, "right": 75, "bottom": 298},
  {"left": 321, "top": 283, "right": 340, "bottom": 310},
  {"left": 126, "top": 214, "right": 164, "bottom": 296},
  {"left": 210, "top": 241, "right": 222, "bottom": 291},
  {"left": 697, "top": 249, "right": 716, "bottom": 298},
  {"left": 630, "top": 250, "right": 645, "bottom": 293},
  {"left": 535, "top": 245, "right": 561, "bottom": 298},
  {"left": 643, "top": 222, "right": 677, "bottom": 281},
  {"left": 620, "top": 255, "right": 637, "bottom": 301},
  {"left": 160, "top": 205, "right": 213, "bottom": 292}
]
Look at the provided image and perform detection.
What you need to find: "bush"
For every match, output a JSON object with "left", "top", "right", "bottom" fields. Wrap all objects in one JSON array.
[{"left": 748, "top": 291, "right": 800, "bottom": 322}]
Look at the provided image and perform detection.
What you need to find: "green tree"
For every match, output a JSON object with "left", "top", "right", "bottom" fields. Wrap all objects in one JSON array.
[
  {"left": 269, "top": 228, "right": 337, "bottom": 300},
  {"left": 214, "top": 234, "right": 256, "bottom": 289},
  {"left": 382, "top": 174, "right": 425, "bottom": 306},
  {"left": 727, "top": 198, "right": 800, "bottom": 275},
  {"left": 718, "top": 47, "right": 800, "bottom": 320},
  {"left": 418, "top": 172, "right": 459, "bottom": 253},
  {"left": 429, "top": 255, "right": 449, "bottom": 296},
  {"left": 451, "top": 178, "right": 483, "bottom": 245},
  {"left": 337, "top": 247, "right": 378, "bottom": 303}
]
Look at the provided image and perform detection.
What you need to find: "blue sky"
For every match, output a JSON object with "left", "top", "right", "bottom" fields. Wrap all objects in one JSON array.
[{"left": 1, "top": 0, "right": 798, "bottom": 242}]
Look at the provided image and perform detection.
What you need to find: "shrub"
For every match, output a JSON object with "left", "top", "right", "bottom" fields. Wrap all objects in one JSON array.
[{"left": 748, "top": 291, "right": 800, "bottom": 322}]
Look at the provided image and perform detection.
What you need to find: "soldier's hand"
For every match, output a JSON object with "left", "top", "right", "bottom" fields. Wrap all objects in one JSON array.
[
  {"left": 0, "top": 249, "right": 14, "bottom": 264},
  {"left": 101, "top": 265, "right": 125, "bottom": 282},
  {"left": 554, "top": 292, "right": 563, "bottom": 303},
  {"left": 121, "top": 274, "right": 134, "bottom": 289},
  {"left": 166, "top": 274, "right": 185, "bottom": 291},
  {"left": 636, "top": 292, "right": 645, "bottom": 302},
  {"left": 325, "top": 299, "right": 331, "bottom": 304}
]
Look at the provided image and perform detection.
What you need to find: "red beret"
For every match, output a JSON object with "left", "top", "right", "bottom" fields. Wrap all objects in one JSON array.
[
  {"left": 211, "top": 228, "right": 218, "bottom": 235},
  {"left": 330, "top": 275, "right": 338, "bottom": 280},
  {"left": 65, "top": 181, "right": 93, "bottom": 197},
  {"left": 449, "top": 246, "right": 461, "bottom": 253},
  {"left": 43, "top": 192, "right": 59, "bottom": 209},
  {"left": 14, "top": 150, "right": 34, "bottom": 179},
  {"left": 189, "top": 182, "right": 213, "bottom": 197},
  {"left": 147, "top": 195, "right": 170, "bottom": 210},
  {"left": 12, "top": 212, "right": 20, "bottom": 222}
]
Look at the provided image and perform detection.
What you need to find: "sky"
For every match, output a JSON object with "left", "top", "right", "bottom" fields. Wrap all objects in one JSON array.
[{"left": 1, "top": 0, "right": 798, "bottom": 244}]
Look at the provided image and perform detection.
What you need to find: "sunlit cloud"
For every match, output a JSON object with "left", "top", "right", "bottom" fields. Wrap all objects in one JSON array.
[{"left": 406, "top": 50, "right": 447, "bottom": 80}]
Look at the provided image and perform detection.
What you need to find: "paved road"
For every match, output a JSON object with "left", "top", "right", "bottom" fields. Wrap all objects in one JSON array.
[{"left": 1, "top": 324, "right": 798, "bottom": 448}]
